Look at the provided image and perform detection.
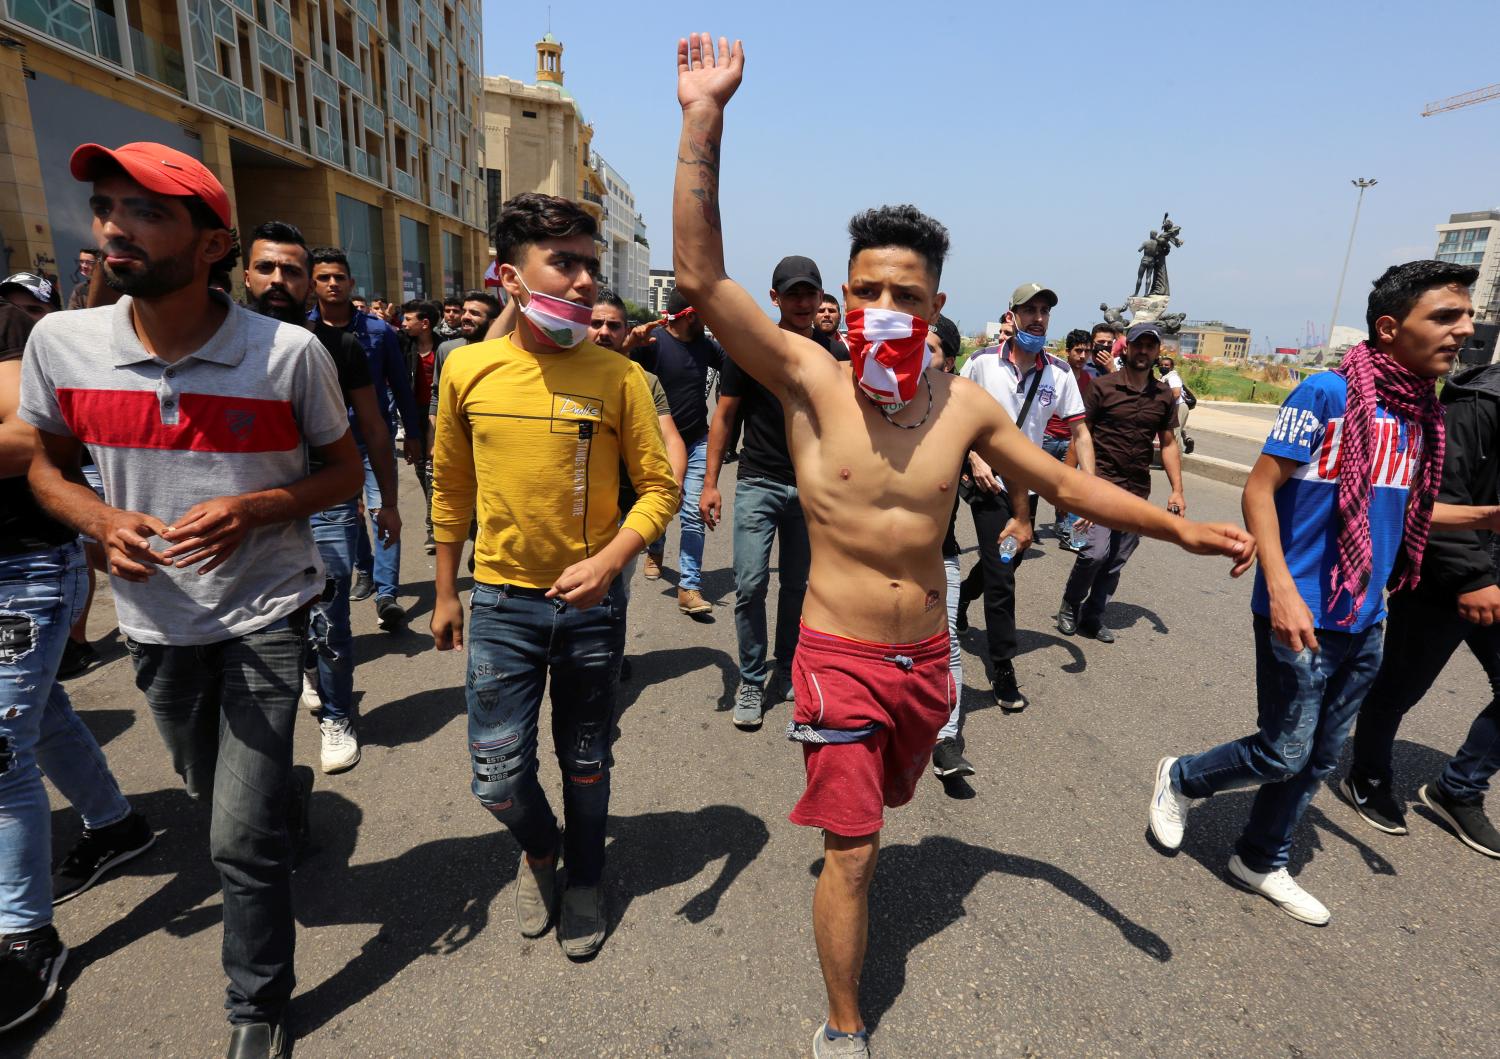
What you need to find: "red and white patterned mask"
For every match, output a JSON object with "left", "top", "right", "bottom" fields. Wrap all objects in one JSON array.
[{"left": 844, "top": 308, "right": 932, "bottom": 411}]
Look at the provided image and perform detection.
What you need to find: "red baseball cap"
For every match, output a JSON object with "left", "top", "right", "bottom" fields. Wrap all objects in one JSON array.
[{"left": 69, "top": 141, "right": 233, "bottom": 229}]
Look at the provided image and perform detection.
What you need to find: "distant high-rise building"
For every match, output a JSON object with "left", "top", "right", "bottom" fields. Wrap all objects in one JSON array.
[
  {"left": 592, "top": 152, "right": 649, "bottom": 307},
  {"left": 0, "top": 0, "right": 487, "bottom": 302},
  {"left": 648, "top": 268, "right": 676, "bottom": 315},
  {"left": 1435, "top": 210, "right": 1500, "bottom": 321}
]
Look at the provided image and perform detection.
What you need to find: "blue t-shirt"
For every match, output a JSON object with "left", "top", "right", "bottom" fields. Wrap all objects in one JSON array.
[{"left": 1250, "top": 372, "right": 1419, "bottom": 632}]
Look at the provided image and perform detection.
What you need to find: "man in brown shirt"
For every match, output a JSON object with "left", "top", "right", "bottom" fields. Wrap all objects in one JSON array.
[{"left": 1057, "top": 320, "right": 1184, "bottom": 641}]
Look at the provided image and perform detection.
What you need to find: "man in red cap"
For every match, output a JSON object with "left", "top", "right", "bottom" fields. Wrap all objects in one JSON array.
[{"left": 21, "top": 142, "right": 363, "bottom": 1059}]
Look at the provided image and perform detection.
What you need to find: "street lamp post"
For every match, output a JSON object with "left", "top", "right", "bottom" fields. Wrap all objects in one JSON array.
[{"left": 1325, "top": 177, "right": 1377, "bottom": 358}]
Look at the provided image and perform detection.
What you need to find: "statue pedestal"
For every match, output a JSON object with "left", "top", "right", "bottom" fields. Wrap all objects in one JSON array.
[{"left": 1127, "top": 294, "right": 1170, "bottom": 322}]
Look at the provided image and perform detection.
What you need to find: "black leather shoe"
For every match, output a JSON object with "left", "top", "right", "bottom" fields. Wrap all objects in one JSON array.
[
  {"left": 226, "top": 1020, "right": 289, "bottom": 1059},
  {"left": 1079, "top": 623, "right": 1115, "bottom": 644},
  {"left": 1055, "top": 604, "right": 1078, "bottom": 636}
]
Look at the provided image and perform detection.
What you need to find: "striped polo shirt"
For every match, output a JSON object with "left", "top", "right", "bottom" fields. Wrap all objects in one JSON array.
[{"left": 19, "top": 293, "right": 350, "bottom": 645}]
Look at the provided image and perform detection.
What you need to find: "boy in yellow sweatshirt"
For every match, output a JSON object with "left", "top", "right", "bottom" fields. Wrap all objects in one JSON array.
[{"left": 430, "top": 193, "right": 679, "bottom": 960}]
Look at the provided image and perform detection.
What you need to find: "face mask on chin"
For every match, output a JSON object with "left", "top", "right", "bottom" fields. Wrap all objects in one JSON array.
[
  {"left": 1012, "top": 322, "right": 1047, "bottom": 355},
  {"left": 514, "top": 273, "right": 591, "bottom": 348},
  {"left": 844, "top": 308, "right": 932, "bottom": 412}
]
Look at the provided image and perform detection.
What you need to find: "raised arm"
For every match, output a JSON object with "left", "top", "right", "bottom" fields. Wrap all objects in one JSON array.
[{"left": 673, "top": 32, "right": 831, "bottom": 399}]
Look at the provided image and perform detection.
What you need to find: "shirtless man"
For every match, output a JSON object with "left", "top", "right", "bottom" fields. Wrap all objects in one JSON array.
[{"left": 672, "top": 33, "right": 1257, "bottom": 1056}]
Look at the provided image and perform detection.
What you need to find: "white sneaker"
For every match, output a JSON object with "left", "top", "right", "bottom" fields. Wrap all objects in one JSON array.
[
  {"left": 319, "top": 716, "right": 361, "bottom": 773},
  {"left": 1148, "top": 756, "right": 1191, "bottom": 850},
  {"left": 1226, "top": 855, "right": 1330, "bottom": 926},
  {"left": 300, "top": 672, "right": 322, "bottom": 714}
]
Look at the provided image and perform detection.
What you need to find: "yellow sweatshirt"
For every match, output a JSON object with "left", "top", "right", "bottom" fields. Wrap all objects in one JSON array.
[{"left": 431, "top": 334, "right": 680, "bottom": 589}]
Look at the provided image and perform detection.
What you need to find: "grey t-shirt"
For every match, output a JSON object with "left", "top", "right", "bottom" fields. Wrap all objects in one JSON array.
[{"left": 19, "top": 294, "right": 349, "bottom": 645}]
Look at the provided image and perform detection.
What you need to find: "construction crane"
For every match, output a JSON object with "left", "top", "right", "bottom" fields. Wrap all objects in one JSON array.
[{"left": 1423, "top": 83, "right": 1500, "bottom": 116}]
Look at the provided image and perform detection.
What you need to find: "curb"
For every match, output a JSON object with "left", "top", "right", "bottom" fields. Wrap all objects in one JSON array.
[{"left": 1182, "top": 452, "right": 1251, "bottom": 488}]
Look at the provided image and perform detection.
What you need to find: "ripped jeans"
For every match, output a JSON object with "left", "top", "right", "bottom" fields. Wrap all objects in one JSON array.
[
  {"left": 465, "top": 581, "right": 625, "bottom": 887},
  {"left": 1172, "top": 614, "right": 1383, "bottom": 873},
  {"left": 308, "top": 499, "right": 360, "bottom": 720},
  {"left": 1, "top": 542, "right": 132, "bottom": 932}
]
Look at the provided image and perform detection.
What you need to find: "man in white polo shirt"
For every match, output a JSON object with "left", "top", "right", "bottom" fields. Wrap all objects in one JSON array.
[
  {"left": 21, "top": 142, "right": 361, "bottom": 1059},
  {"left": 956, "top": 283, "right": 1094, "bottom": 724}
]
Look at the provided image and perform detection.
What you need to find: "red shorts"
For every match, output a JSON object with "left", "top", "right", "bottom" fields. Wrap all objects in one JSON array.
[{"left": 787, "top": 623, "right": 953, "bottom": 837}]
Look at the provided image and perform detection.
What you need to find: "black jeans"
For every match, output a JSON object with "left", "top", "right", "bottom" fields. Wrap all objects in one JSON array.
[
  {"left": 125, "top": 609, "right": 307, "bottom": 1024},
  {"left": 1061, "top": 525, "right": 1142, "bottom": 630},
  {"left": 1351, "top": 590, "right": 1500, "bottom": 802},
  {"left": 959, "top": 489, "right": 1025, "bottom": 673}
]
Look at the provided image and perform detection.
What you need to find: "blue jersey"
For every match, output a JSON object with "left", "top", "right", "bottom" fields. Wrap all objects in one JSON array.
[{"left": 1250, "top": 372, "right": 1419, "bottom": 632}]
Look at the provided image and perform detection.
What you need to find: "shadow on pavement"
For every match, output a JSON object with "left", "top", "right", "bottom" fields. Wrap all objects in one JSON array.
[
  {"left": 810, "top": 835, "right": 1171, "bottom": 1030},
  {"left": 605, "top": 805, "right": 770, "bottom": 926},
  {"left": 358, "top": 685, "right": 463, "bottom": 749},
  {"left": 290, "top": 790, "right": 511, "bottom": 1039},
  {"left": 1013, "top": 627, "right": 1087, "bottom": 674},
  {"left": 74, "top": 707, "right": 136, "bottom": 750},
  {"left": 1103, "top": 601, "right": 1168, "bottom": 635},
  {"left": 617, "top": 644, "right": 737, "bottom": 719}
]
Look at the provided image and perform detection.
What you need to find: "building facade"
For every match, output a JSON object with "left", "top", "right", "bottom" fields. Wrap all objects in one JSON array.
[
  {"left": 1435, "top": 210, "right": 1500, "bottom": 322},
  {"left": 647, "top": 267, "right": 674, "bottom": 315},
  {"left": 482, "top": 33, "right": 606, "bottom": 257},
  {"left": 591, "top": 150, "right": 647, "bottom": 306},
  {"left": 1178, "top": 320, "right": 1251, "bottom": 361},
  {"left": 0, "top": 0, "right": 487, "bottom": 304}
]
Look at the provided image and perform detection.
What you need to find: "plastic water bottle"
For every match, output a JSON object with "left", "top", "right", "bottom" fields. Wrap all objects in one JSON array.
[
  {"left": 999, "top": 536, "right": 1019, "bottom": 564},
  {"left": 1068, "top": 520, "right": 1091, "bottom": 551}
]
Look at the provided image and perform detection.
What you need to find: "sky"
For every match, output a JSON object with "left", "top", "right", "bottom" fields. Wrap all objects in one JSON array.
[{"left": 482, "top": 0, "right": 1500, "bottom": 351}]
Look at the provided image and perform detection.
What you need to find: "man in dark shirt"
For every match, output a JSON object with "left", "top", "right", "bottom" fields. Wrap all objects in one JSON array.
[
  {"left": 1057, "top": 321, "right": 1184, "bottom": 641},
  {"left": 308, "top": 249, "right": 423, "bottom": 629},
  {"left": 631, "top": 288, "right": 723, "bottom": 615},
  {"left": 401, "top": 300, "right": 441, "bottom": 554},
  {"left": 244, "top": 222, "right": 399, "bottom": 775},
  {"left": 814, "top": 291, "right": 851, "bottom": 360},
  {"left": 0, "top": 300, "right": 154, "bottom": 1033},
  {"left": 701, "top": 256, "right": 839, "bottom": 727}
]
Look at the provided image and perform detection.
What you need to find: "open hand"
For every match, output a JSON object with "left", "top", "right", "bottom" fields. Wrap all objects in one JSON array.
[
  {"left": 677, "top": 32, "right": 743, "bottom": 111},
  {"left": 159, "top": 497, "right": 252, "bottom": 574},
  {"left": 1176, "top": 520, "right": 1257, "bottom": 578}
]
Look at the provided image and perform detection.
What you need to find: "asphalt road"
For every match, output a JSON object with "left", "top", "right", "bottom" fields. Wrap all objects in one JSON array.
[{"left": 12, "top": 461, "right": 1494, "bottom": 1058}]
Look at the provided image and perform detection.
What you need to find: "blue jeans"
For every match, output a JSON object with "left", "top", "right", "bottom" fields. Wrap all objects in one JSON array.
[
  {"left": 465, "top": 581, "right": 625, "bottom": 886},
  {"left": 356, "top": 453, "right": 401, "bottom": 600},
  {"left": 309, "top": 500, "right": 360, "bottom": 720},
  {"left": 1173, "top": 614, "right": 1383, "bottom": 873},
  {"left": 1040, "top": 434, "right": 1076, "bottom": 532},
  {"left": 647, "top": 437, "right": 707, "bottom": 591},
  {"left": 125, "top": 610, "right": 307, "bottom": 1023},
  {"left": 730, "top": 476, "right": 810, "bottom": 685},
  {"left": 938, "top": 555, "right": 965, "bottom": 743},
  {"left": 0, "top": 543, "right": 131, "bottom": 933},
  {"left": 1351, "top": 590, "right": 1500, "bottom": 803}
]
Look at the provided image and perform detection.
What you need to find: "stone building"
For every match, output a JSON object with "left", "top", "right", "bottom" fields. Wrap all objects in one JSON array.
[{"left": 0, "top": 0, "right": 488, "bottom": 303}]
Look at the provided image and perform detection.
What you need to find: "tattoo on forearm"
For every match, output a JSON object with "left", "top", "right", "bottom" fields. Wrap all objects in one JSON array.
[{"left": 678, "top": 125, "right": 722, "bottom": 232}]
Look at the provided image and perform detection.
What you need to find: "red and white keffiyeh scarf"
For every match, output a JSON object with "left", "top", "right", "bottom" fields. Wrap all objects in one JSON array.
[{"left": 1329, "top": 342, "right": 1447, "bottom": 625}]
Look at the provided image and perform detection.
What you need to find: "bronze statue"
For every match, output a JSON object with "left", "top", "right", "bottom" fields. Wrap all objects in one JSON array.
[
  {"left": 1099, "top": 301, "right": 1130, "bottom": 331},
  {"left": 1133, "top": 214, "right": 1184, "bottom": 298}
]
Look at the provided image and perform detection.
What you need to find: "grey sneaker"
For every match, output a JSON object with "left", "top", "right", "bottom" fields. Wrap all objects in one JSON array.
[
  {"left": 515, "top": 851, "right": 559, "bottom": 938},
  {"left": 732, "top": 682, "right": 765, "bottom": 730},
  {"left": 558, "top": 884, "right": 607, "bottom": 960},
  {"left": 812, "top": 1022, "right": 871, "bottom": 1057}
]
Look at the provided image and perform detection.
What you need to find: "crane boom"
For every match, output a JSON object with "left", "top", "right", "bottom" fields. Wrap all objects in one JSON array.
[{"left": 1423, "top": 82, "right": 1500, "bottom": 116}]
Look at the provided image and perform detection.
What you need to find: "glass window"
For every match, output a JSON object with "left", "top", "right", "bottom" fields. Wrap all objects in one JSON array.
[
  {"left": 400, "top": 214, "right": 431, "bottom": 299},
  {"left": 336, "top": 193, "right": 386, "bottom": 297},
  {"left": 441, "top": 230, "right": 463, "bottom": 295}
]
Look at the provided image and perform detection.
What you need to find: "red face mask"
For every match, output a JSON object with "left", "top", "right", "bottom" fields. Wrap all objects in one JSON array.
[{"left": 844, "top": 308, "right": 932, "bottom": 411}]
